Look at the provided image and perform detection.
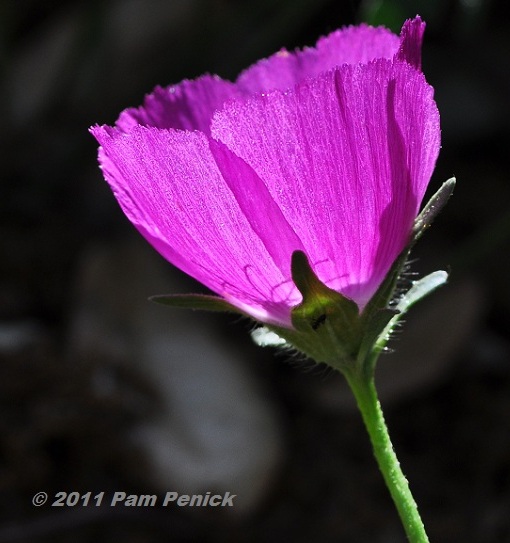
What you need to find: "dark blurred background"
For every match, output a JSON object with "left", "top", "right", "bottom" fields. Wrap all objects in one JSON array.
[{"left": 1, "top": 0, "right": 510, "bottom": 541}]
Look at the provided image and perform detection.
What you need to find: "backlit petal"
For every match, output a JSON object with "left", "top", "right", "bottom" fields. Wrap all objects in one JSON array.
[
  {"left": 209, "top": 139, "right": 306, "bottom": 274},
  {"left": 237, "top": 24, "right": 400, "bottom": 94},
  {"left": 116, "top": 75, "right": 239, "bottom": 135},
  {"left": 212, "top": 59, "right": 440, "bottom": 309},
  {"left": 90, "top": 125, "right": 302, "bottom": 325},
  {"left": 397, "top": 16, "right": 425, "bottom": 69}
]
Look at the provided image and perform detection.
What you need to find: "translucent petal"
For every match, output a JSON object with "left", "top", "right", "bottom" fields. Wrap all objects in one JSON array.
[
  {"left": 91, "top": 125, "right": 302, "bottom": 326},
  {"left": 237, "top": 24, "right": 400, "bottom": 94},
  {"left": 116, "top": 75, "right": 240, "bottom": 135},
  {"left": 212, "top": 59, "right": 440, "bottom": 310},
  {"left": 397, "top": 16, "right": 425, "bottom": 69}
]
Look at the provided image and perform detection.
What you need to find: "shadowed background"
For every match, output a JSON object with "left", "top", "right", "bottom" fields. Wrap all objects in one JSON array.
[{"left": 1, "top": 0, "right": 510, "bottom": 541}]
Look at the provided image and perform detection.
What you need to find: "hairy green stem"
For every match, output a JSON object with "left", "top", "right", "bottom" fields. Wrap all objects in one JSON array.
[{"left": 343, "top": 367, "right": 430, "bottom": 543}]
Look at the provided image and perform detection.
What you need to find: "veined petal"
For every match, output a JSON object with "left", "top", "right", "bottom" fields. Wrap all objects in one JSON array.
[
  {"left": 209, "top": 139, "right": 306, "bottom": 274},
  {"left": 236, "top": 17, "right": 424, "bottom": 95},
  {"left": 212, "top": 59, "right": 440, "bottom": 310},
  {"left": 237, "top": 24, "right": 399, "bottom": 94},
  {"left": 116, "top": 75, "right": 240, "bottom": 135},
  {"left": 397, "top": 16, "right": 425, "bottom": 69},
  {"left": 90, "top": 125, "right": 302, "bottom": 326}
]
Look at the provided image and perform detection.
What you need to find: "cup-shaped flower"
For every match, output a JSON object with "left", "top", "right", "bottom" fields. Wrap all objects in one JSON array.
[{"left": 91, "top": 17, "right": 447, "bottom": 365}]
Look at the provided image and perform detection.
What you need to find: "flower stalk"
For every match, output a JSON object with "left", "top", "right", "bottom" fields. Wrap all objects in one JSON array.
[{"left": 343, "top": 364, "right": 430, "bottom": 543}]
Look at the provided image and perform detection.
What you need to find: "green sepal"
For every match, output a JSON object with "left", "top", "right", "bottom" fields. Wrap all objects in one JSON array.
[
  {"left": 361, "top": 247, "right": 409, "bottom": 328},
  {"left": 357, "top": 244, "right": 410, "bottom": 371},
  {"left": 261, "top": 251, "right": 363, "bottom": 368},
  {"left": 290, "top": 250, "right": 360, "bottom": 334},
  {"left": 357, "top": 307, "right": 398, "bottom": 374},
  {"left": 149, "top": 293, "right": 245, "bottom": 315}
]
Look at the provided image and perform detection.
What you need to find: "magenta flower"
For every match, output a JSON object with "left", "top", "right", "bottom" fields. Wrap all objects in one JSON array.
[{"left": 91, "top": 17, "right": 440, "bottom": 330}]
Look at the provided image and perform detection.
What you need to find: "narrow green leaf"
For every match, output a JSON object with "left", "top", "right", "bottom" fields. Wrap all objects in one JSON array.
[
  {"left": 413, "top": 177, "right": 456, "bottom": 242},
  {"left": 374, "top": 270, "right": 448, "bottom": 353},
  {"left": 149, "top": 293, "right": 244, "bottom": 314},
  {"left": 361, "top": 177, "right": 456, "bottom": 329},
  {"left": 395, "top": 270, "right": 448, "bottom": 314}
]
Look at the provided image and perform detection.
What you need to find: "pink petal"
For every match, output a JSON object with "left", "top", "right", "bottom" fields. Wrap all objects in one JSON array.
[
  {"left": 90, "top": 125, "right": 302, "bottom": 326},
  {"left": 209, "top": 139, "right": 306, "bottom": 274},
  {"left": 212, "top": 59, "right": 440, "bottom": 310},
  {"left": 236, "top": 24, "right": 400, "bottom": 94},
  {"left": 116, "top": 75, "right": 240, "bottom": 135},
  {"left": 397, "top": 16, "right": 425, "bottom": 69}
]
